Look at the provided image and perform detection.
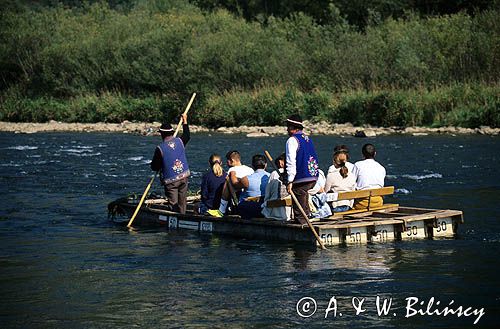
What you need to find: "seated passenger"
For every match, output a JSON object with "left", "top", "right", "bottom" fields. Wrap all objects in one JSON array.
[
  {"left": 352, "top": 143, "right": 386, "bottom": 209},
  {"left": 198, "top": 154, "right": 227, "bottom": 215},
  {"left": 308, "top": 169, "right": 332, "bottom": 219},
  {"left": 262, "top": 153, "right": 290, "bottom": 221},
  {"left": 269, "top": 153, "right": 286, "bottom": 183},
  {"left": 332, "top": 145, "right": 354, "bottom": 172},
  {"left": 236, "top": 154, "right": 271, "bottom": 219},
  {"left": 208, "top": 150, "right": 254, "bottom": 217},
  {"left": 325, "top": 146, "right": 356, "bottom": 212}
]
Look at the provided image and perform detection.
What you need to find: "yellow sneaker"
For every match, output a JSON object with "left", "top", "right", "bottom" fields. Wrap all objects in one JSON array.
[{"left": 207, "top": 209, "right": 223, "bottom": 218}]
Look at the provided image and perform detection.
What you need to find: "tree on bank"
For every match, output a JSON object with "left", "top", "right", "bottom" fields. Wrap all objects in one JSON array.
[{"left": 0, "top": 0, "right": 499, "bottom": 127}]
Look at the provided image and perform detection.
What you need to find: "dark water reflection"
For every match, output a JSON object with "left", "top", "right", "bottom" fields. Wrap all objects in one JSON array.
[{"left": 1, "top": 132, "right": 499, "bottom": 328}]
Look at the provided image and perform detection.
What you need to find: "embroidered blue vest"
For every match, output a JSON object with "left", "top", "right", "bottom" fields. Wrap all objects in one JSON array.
[
  {"left": 158, "top": 137, "right": 190, "bottom": 184},
  {"left": 293, "top": 131, "right": 319, "bottom": 183}
]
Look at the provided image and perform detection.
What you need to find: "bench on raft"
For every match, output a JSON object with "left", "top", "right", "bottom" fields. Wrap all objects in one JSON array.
[{"left": 265, "top": 186, "right": 398, "bottom": 219}]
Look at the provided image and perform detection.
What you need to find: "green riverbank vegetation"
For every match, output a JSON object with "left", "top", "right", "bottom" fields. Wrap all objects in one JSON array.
[{"left": 1, "top": 0, "right": 499, "bottom": 128}]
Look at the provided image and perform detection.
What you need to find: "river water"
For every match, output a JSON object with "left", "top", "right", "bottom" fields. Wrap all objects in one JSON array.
[{"left": 0, "top": 132, "right": 499, "bottom": 328}]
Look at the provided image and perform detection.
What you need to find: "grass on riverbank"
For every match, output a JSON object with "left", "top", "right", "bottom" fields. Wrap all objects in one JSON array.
[
  {"left": 1, "top": 3, "right": 499, "bottom": 129},
  {"left": 1, "top": 83, "right": 498, "bottom": 128}
]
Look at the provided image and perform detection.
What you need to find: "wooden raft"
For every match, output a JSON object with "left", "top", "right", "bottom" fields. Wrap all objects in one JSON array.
[
  {"left": 111, "top": 185, "right": 464, "bottom": 247},
  {"left": 313, "top": 207, "right": 463, "bottom": 245},
  {"left": 263, "top": 186, "right": 463, "bottom": 245}
]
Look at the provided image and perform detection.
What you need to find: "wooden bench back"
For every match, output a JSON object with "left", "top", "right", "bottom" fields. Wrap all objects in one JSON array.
[
  {"left": 336, "top": 186, "right": 394, "bottom": 201},
  {"left": 266, "top": 186, "right": 395, "bottom": 209}
]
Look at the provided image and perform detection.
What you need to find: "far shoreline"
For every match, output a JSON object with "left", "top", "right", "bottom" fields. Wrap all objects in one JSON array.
[{"left": 0, "top": 120, "right": 498, "bottom": 137}]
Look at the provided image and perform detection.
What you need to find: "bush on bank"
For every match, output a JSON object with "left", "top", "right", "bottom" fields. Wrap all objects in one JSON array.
[
  {"left": 200, "top": 84, "right": 500, "bottom": 128},
  {"left": 2, "top": 83, "right": 498, "bottom": 128}
]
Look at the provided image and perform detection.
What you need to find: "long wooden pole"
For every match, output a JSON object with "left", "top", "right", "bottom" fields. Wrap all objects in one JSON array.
[
  {"left": 126, "top": 173, "right": 157, "bottom": 228},
  {"left": 174, "top": 93, "right": 196, "bottom": 136},
  {"left": 263, "top": 150, "right": 326, "bottom": 249},
  {"left": 289, "top": 190, "right": 326, "bottom": 249},
  {"left": 127, "top": 93, "right": 196, "bottom": 228}
]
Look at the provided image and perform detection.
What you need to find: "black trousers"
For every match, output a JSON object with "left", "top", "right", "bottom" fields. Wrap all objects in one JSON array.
[
  {"left": 292, "top": 181, "right": 316, "bottom": 224},
  {"left": 164, "top": 178, "right": 188, "bottom": 214}
]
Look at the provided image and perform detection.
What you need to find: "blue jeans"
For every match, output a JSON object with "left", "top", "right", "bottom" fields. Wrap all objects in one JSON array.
[{"left": 332, "top": 205, "right": 351, "bottom": 213}]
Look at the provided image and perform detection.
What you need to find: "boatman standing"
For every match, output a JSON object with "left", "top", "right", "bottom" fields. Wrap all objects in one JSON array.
[
  {"left": 151, "top": 114, "right": 190, "bottom": 213},
  {"left": 285, "top": 114, "right": 320, "bottom": 224}
]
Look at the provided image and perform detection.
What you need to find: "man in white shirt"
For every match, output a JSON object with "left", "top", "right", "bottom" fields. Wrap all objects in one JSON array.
[{"left": 352, "top": 143, "right": 386, "bottom": 209}]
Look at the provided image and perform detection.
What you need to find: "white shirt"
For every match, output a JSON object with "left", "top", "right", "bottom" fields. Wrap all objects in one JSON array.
[
  {"left": 228, "top": 164, "right": 254, "bottom": 179},
  {"left": 325, "top": 162, "right": 355, "bottom": 192},
  {"left": 269, "top": 168, "right": 284, "bottom": 181},
  {"left": 285, "top": 135, "right": 299, "bottom": 182},
  {"left": 353, "top": 159, "right": 386, "bottom": 190},
  {"left": 325, "top": 162, "right": 356, "bottom": 208},
  {"left": 309, "top": 169, "right": 326, "bottom": 195}
]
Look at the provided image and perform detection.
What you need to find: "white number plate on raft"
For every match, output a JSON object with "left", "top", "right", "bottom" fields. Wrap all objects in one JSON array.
[
  {"left": 401, "top": 220, "right": 426, "bottom": 240},
  {"left": 347, "top": 227, "right": 368, "bottom": 244},
  {"left": 168, "top": 216, "right": 178, "bottom": 229},
  {"left": 319, "top": 229, "right": 342, "bottom": 246},
  {"left": 159, "top": 215, "right": 178, "bottom": 229},
  {"left": 178, "top": 220, "right": 199, "bottom": 230},
  {"left": 433, "top": 217, "right": 454, "bottom": 237},
  {"left": 200, "top": 221, "right": 213, "bottom": 232},
  {"left": 372, "top": 224, "right": 396, "bottom": 242}
]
